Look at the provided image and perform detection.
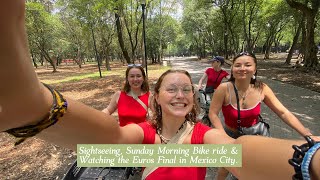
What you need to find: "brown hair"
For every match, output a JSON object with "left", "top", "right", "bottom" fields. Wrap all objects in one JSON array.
[
  {"left": 229, "top": 52, "right": 263, "bottom": 89},
  {"left": 149, "top": 69, "right": 200, "bottom": 129},
  {"left": 122, "top": 65, "right": 149, "bottom": 93}
]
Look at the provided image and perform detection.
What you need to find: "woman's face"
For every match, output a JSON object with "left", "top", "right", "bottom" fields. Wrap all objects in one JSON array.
[
  {"left": 211, "top": 61, "right": 221, "bottom": 68},
  {"left": 155, "top": 73, "right": 194, "bottom": 119},
  {"left": 232, "top": 55, "right": 256, "bottom": 80},
  {"left": 127, "top": 68, "right": 144, "bottom": 89}
]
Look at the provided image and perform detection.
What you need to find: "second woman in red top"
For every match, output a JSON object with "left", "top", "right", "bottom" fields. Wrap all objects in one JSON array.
[{"left": 102, "top": 64, "right": 152, "bottom": 126}]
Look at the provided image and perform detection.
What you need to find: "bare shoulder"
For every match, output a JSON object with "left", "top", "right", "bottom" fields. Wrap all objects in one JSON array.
[
  {"left": 261, "top": 83, "right": 274, "bottom": 95},
  {"left": 109, "top": 91, "right": 122, "bottom": 104},
  {"left": 216, "top": 82, "right": 229, "bottom": 91},
  {"left": 113, "top": 91, "right": 121, "bottom": 98}
]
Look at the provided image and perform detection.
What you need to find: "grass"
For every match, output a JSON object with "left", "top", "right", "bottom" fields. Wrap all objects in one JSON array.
[{"left": 41, "top": 64, "right": 171, "bottom": 84}]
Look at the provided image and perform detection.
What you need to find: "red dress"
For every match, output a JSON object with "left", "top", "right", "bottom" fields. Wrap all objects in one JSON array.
[
  {"left": 118, "top": 91, "right": 149, "bottom": 127},
  {"left": 138, "top": 122, "right": 211, "bottom": 180}
]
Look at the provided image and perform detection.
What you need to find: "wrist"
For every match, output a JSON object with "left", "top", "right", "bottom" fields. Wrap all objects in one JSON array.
[
  {"left": 289, "top": 136, "right": 320, "bottom": 180},
  {"left": 303, "top": 129, "right": 313, "bottom": 137},
  {"left": 5, "top": 83, "right": 67, "bottom": 145},
  {"left": 304, "top": 133, "right": 313, "bottom": 136}
]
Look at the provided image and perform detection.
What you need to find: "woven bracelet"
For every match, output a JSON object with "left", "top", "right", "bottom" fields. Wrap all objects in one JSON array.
[
  {"left": 289, "top": 136, "right": 319, "bottom": 180},
  {"left": 5, "top": 83, "right": 68, "bottom": 145}
]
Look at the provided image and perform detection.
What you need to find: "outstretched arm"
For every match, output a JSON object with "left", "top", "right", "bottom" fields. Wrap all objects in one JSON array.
[
  {"left": 198, "top": 73, "right": 207, "bottom": 90},
  {"left": 262, "top": 84, "right": 318, "bottom": 139},
  {"left": 234, "top": 136, "right": 320, "bottom": 180},
  {"left": 0, "top": 0, "right": 143, "bottom": 150}
]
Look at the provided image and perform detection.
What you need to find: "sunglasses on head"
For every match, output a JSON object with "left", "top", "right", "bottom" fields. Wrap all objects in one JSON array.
[
  {"left": 127, "top": 64, "right": 142, "bottom": 67},
  {"left": 236, "top": 52, "right": 256, "bottom": 59}
]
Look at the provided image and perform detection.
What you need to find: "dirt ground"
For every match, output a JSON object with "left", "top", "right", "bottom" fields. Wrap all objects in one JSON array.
[
  {"left": 255, "top": 53, "right": 320, "bottom": 93},
  {"left": 0, "top": 55, "right": 319, "bottom": 180}
]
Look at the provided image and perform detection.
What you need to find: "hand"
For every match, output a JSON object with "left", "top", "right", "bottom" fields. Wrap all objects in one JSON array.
[{"left": 310, "top": 135, "right": 320, "bottom": 142}]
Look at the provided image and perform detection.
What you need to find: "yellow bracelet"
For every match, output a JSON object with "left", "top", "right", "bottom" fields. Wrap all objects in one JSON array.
[{"left": 4, "top": 83, "right": 68, "bottom": 145}]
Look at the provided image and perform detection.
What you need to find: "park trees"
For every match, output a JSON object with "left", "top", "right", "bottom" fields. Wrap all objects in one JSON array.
[
  {"left": 26, "top": 2, "right": 62, "bottom": 72},
  {"left": 260, "top": 0, "right": 290, "bottom": 59},
  {"left": 285, "top": 0, "right": 319, "bottom": 68},
  {"left": 24, "top": 0, "right": 319, "bottom": 72}
]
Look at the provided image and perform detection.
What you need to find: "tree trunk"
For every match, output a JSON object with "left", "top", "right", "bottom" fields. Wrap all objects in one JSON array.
[
  {"left": 264, "top": 34, "right": 272, "bottom": 60},
  {"left": 76, "top": 47, "right": 82, "bottom": 68},
  {"left": 286, "top": 0, "right": 319, "bottom": 68},
  {"left": 115, "top": 13, "right": 131, "bottom": 63},
  {"left": 304, "top": 13, "right": 318, "bottom": 67},
  {"left": 285, "top": 18, "right": 302, "bottom": 64},
  {"left": 31, "top": 50, "right": 38, "bottom": 68}
]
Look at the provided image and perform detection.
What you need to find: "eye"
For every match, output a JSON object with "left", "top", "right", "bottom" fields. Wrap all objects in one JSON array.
[
  {"left": 183, "top": 85, "right": 193, "bottom": 94},
  {"left": 183, "top": 89, "right": 192, "bottom": 94},
  {"left": 166, "top": 87, "right": 177, "bottom": 93}
]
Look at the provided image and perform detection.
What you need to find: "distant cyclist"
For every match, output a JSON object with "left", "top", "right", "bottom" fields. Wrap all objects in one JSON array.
[
  {"left": 197, "top": 56, "right": 229, "bottom": 126},
  {"left": 198, "top": 56, "right": 229, "bottom": 100}
]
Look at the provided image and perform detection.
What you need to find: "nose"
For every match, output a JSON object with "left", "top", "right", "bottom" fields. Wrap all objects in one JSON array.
[
  {"left": 175, "top": 88, "right": 185, "bottom": 97},
  {"left": 239, "top": 65, "right": 246, "bottom": 70}
]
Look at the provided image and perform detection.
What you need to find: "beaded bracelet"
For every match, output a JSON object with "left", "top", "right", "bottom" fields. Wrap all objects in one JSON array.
[
  {"left": 289, "top": 136, "right": 319, "bottom": 180},
  {"left": 5, "top": 83, "right": 68, "bottom": 145},
  {"left": 301, "top": 142, "right": 320, "bottom": 179}
]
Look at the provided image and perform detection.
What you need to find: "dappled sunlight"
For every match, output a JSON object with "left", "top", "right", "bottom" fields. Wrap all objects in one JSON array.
[
  {"left": 301, "top": 95, "right": 320, "bottom": 100},
  {"left": 62, "top": 89, "right": 102, "bottom": 100},
  {"left": 291, "top": 112, "right": 314, "bottom": 121}
]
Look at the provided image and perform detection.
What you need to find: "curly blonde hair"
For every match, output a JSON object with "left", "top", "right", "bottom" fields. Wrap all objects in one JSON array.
[{"left": 149, "top": 69, "right": 200, "bottom": 129}]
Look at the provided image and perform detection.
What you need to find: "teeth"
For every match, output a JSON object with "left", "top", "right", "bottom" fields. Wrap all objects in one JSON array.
[{"left": 171, "top": 103, "right": 186, "bottom": 107}]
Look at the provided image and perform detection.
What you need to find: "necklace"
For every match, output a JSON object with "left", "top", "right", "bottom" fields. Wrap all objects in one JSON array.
[
  {"left": 235, "top": 85, "right": 250, "bottom": 107},
  {"left": 157, "top": 120, "right": 187, "bottom": 144},
  {"left": 239, "top": 91, "right": 249, "bottom": 107},
  {"left": 239, "top": 91, "right": 248, "bottom": 101}
]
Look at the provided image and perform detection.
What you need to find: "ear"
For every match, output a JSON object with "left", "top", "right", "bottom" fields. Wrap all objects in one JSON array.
[{"left": 155, "top": 93, "right": 160, "bottom": 104}]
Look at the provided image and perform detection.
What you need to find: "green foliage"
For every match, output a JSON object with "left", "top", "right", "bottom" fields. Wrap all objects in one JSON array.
[
  {"left": 25, "top": 0, "right": 319, "bottom": 67},
  {"left": 26, "top": 2, "right": 63, "bottom": 65}
]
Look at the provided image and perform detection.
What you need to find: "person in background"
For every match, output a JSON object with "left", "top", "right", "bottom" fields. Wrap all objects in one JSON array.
[
  {"left": 1, "top": 1, "right": 319, "bottom": 179},
  {"left": 197, "top": 56, "right": 229, "bottom": 126},
  {"left": 198, "top": 56, "right": 229, "bottom": 98},
  {"left": 209, "top": 52, "right": 320, "bottom": 180},
  {"left": 101, "top": 64, "right": 151, "bottom": 178},
  {"left": 102, "top": 64, "right": 152, "bottom": 126}
]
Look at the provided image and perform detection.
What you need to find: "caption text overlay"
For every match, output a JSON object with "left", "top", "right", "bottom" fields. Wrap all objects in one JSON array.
[{"left": 77, "top": 144, "right": 242, "bottom": 167}]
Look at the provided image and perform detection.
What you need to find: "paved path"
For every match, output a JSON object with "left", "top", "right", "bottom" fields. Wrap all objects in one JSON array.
[{"left": 166, "top": 56, "right": 320, "bottom": 179}]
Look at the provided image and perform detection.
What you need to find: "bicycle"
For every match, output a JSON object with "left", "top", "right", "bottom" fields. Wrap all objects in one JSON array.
[
  {"left": 197, "top": 89, "right": 212, "bottom": 127},
  {"left": 63, "top": 160, "right": 141, "bottom": 180}
]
